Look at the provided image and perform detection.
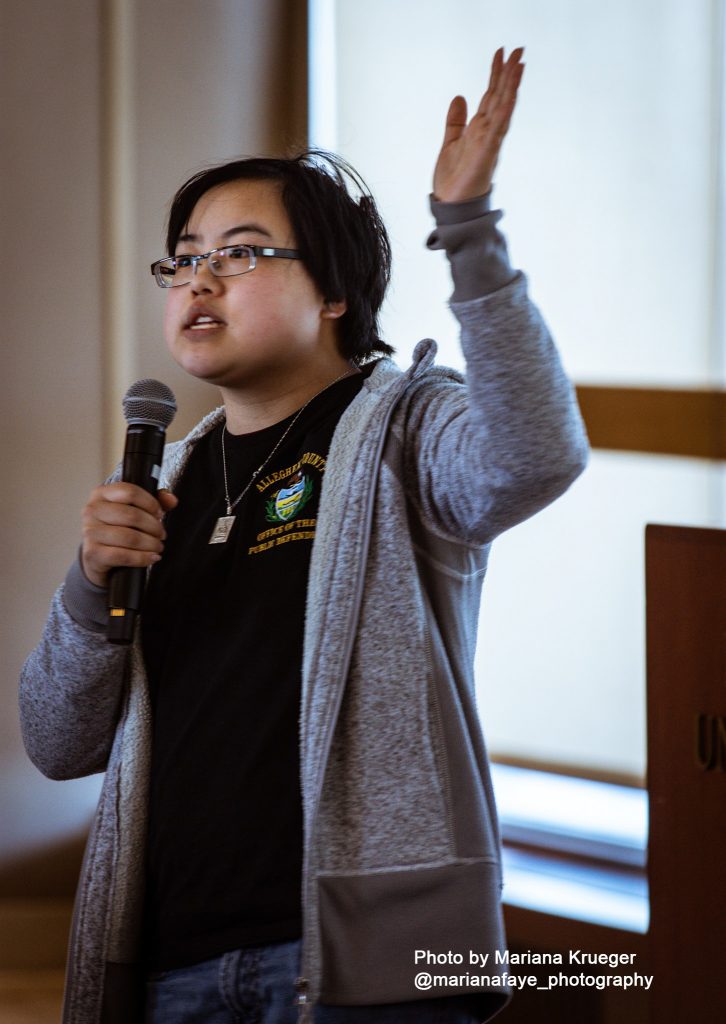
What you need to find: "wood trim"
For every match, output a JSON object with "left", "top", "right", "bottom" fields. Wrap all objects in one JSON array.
[
  {"left": 503, "top": 903, "right": 649, "bottom": 959},
  {"left": 575, "top": 386, "right": 726, "bottom": 459},
  {"left": 491, "top": 753, "right": 644, "bottom": 790}
]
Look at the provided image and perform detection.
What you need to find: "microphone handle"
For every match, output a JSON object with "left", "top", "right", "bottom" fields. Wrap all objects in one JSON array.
[{"left": 107, "top": 425, "right": 166, "bottom": 645}]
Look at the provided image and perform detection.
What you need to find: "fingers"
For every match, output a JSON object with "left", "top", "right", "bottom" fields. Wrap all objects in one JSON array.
[
  {"left": 442, "top": 47, "right": 523, "bottom": 148},
  {"left": 493, "top": 58, "right": 524, "bottom": 140},
  {"left": 81, "top": 483, "right": 176, "bottom": 588},
  {"left": 463, "top": 48, "right": 523, "bottom": 157},
  {"left": 478, "top": 46, "right": 504, "bottom": 113},
  {"left": 496, "top": 61, "right": 524, "bottom": 138},
  {"left": 476, "top": 46, "right": 525, "bottom": 124}
]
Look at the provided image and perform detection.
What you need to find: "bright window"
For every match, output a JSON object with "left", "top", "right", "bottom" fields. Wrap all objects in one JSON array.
[{"left": 309, "top": 0, "right": 726, "bottom": 781}]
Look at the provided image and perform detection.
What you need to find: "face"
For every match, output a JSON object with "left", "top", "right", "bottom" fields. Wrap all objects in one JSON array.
[{"left": 163, "top": 178, "right": 344, "bottom": 392}]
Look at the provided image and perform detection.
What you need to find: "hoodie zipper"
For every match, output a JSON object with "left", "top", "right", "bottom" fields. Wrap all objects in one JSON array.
[{"left": 295, "top": 976, "right": 312, "bottom": 1023}]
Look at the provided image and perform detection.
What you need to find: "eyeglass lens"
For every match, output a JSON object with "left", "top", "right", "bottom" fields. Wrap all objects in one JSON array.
[{"left": 157, "top": 246, "right": 253, "bottom": 287}]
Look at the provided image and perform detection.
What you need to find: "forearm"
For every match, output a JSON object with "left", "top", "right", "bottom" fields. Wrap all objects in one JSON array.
[
  {"left": 456, "top": 276, "right": 587, "bottom": 529},
  {"left": 19, "top": 575, "right": 128, "bottom": 780},
  {"left": 408, "top": 196, "right": 588, "bottom": 543}
]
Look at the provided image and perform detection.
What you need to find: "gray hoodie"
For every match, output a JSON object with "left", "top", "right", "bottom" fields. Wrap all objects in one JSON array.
[{"left": 19, "top": 193, "right": 589, "bottom": 1024}]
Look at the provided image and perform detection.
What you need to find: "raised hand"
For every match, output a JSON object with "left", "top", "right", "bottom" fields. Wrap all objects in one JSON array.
[{"left": 433, "top": 47, "right": 525, "bottom": 203}]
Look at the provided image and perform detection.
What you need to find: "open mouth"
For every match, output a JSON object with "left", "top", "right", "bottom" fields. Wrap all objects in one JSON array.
[{"left": 187, "top": 315, "right": 224, "bottom": 332}]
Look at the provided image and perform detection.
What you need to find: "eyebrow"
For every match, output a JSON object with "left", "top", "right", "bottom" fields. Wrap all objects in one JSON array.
[{"left": 177, "top": 222, "right": 274, "bottom": 246}]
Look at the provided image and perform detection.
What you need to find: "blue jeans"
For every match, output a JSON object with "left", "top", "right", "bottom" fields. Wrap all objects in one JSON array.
[{"left": 144, "top": 939, "right": 481, "bottom": 1023}]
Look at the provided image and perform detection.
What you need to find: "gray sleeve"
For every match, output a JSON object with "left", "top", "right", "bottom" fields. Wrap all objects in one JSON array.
[
  {"left": 59, "top": 459, "right": 125, "bottom": 632},
  {"left": 19, "top": 582, "right": 129, "bottom": 781},
  {"left": 19, "top": 460, "right": 146, "bottom": 780},
  {"left": 62, "top": 549, "right": 109, "bottom": 632},
  {"left": 427, "top": 192, "right": 518, "bottom": 301},
  {"left": 403, "top": 202, "right": 589, "bottom": 544}
]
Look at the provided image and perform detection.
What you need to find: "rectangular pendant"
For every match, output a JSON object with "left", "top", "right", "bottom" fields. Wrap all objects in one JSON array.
[{"left": 209, "top": 515, "right": 236, "bottom": 544}]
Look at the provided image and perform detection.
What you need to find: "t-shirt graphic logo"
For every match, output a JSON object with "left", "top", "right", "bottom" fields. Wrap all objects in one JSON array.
[{"left": 266, "top": 469, "right": 314, "bottom": 523}]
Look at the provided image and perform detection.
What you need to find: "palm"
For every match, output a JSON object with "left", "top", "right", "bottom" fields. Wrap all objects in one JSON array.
[{"left": 433, "top": 47, "right": 525, "bottom": 203}]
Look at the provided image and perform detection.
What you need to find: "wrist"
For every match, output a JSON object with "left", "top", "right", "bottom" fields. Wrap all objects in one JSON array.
[
  {"left": 80, "top": 550, "right": 108, "bottom": 589},
  {"left": 431, "top": 188, "right": 492, "bottom": 204},
  {"left": 429, "top": 192, "right": 492, "bottom": 226},
  {"left": 62, "top": 549, "right": 110, "bottom": 633}
]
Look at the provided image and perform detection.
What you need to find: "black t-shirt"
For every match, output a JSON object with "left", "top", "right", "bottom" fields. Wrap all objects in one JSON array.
[{"left": 141, "top": 366, "right": 372, "bottom": 970}]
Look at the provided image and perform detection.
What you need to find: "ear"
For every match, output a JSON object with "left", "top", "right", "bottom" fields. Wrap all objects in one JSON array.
[{"left": 321, "top": 298, "right": 347, "bottom": 320}]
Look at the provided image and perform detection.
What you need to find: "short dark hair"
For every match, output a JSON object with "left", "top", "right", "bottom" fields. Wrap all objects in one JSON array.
[{"left": 165, "top": 150, "right": 394, "bottom": 364}]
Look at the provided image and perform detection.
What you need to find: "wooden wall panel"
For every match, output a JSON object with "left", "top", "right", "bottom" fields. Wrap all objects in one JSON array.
[{"left": 646, "top": 525, "right": 726, "bottom": 1022}]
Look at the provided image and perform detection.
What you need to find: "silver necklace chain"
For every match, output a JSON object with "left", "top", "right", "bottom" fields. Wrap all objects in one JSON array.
[{"left": 220, "top": 368, "right": 357, "bottom": 516}]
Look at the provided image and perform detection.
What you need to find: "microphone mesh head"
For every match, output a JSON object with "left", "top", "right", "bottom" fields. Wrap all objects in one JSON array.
[{"left": 122, "top": 379, "right": 177, "bottom": 428}]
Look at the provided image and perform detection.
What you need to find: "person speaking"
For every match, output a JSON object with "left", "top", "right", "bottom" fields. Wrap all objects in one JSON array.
[{"left": 20, "top": 48, "right": 588, "bottom": 1024}]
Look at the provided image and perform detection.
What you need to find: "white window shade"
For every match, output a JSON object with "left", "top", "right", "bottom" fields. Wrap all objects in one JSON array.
[{"left": 313, "top": 0, "right": 722, "bottom": 387}]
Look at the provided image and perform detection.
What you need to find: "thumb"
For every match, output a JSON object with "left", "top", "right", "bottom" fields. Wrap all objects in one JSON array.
[
  {"left": 441, "top": 95, "right": 468, "bottom": 147},
  {"left": 158, "top": 488, "right": 179, "bottom": 511}
]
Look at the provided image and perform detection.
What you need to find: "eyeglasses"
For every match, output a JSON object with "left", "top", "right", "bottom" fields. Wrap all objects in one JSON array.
[{"left": 150, "top": 244, "right": 302, "bottom": 288}]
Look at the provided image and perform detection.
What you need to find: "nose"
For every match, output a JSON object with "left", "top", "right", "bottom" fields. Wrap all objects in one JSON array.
[{"left": 190, "top": 255, "right": 224, "bottom": 295}]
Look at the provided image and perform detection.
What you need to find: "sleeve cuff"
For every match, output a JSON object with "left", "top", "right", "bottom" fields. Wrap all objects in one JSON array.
[
  {"left": 61, "top": 550, "right": 109, "bottom": 633},
  {"left": 426, "top": 191, "right": 518, "bottom": 302},
  {"left": 429, "top": 192, "right": 492, "bottom": 224}
]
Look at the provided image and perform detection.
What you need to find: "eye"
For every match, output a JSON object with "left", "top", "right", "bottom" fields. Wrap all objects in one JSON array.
[
  {"left": 158, "top": 265, "right": 176, "bottom": 283},
  {"left": 174, "top": 255, "right": 194, "bottom": 269},
  {"left": 226, "top": 246, "right": 250, "bottom": 261}
]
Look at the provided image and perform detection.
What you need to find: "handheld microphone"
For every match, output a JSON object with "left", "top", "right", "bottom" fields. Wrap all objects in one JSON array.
[{"left": 107, "top": 379, "right": 177, "bottom": 645}]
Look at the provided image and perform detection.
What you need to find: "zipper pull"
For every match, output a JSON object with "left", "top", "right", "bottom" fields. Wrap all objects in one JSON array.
[{"left": 295, "top": 976, "right": 312, "bottom": 1024}]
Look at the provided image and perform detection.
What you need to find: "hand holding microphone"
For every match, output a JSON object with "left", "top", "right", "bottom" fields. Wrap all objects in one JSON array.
[
  {"left": 80, "top": 379, "right": 177, "bottom": 644},
  {"left": 81, "top": 484, "right": 177, "bottom": 586}
]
